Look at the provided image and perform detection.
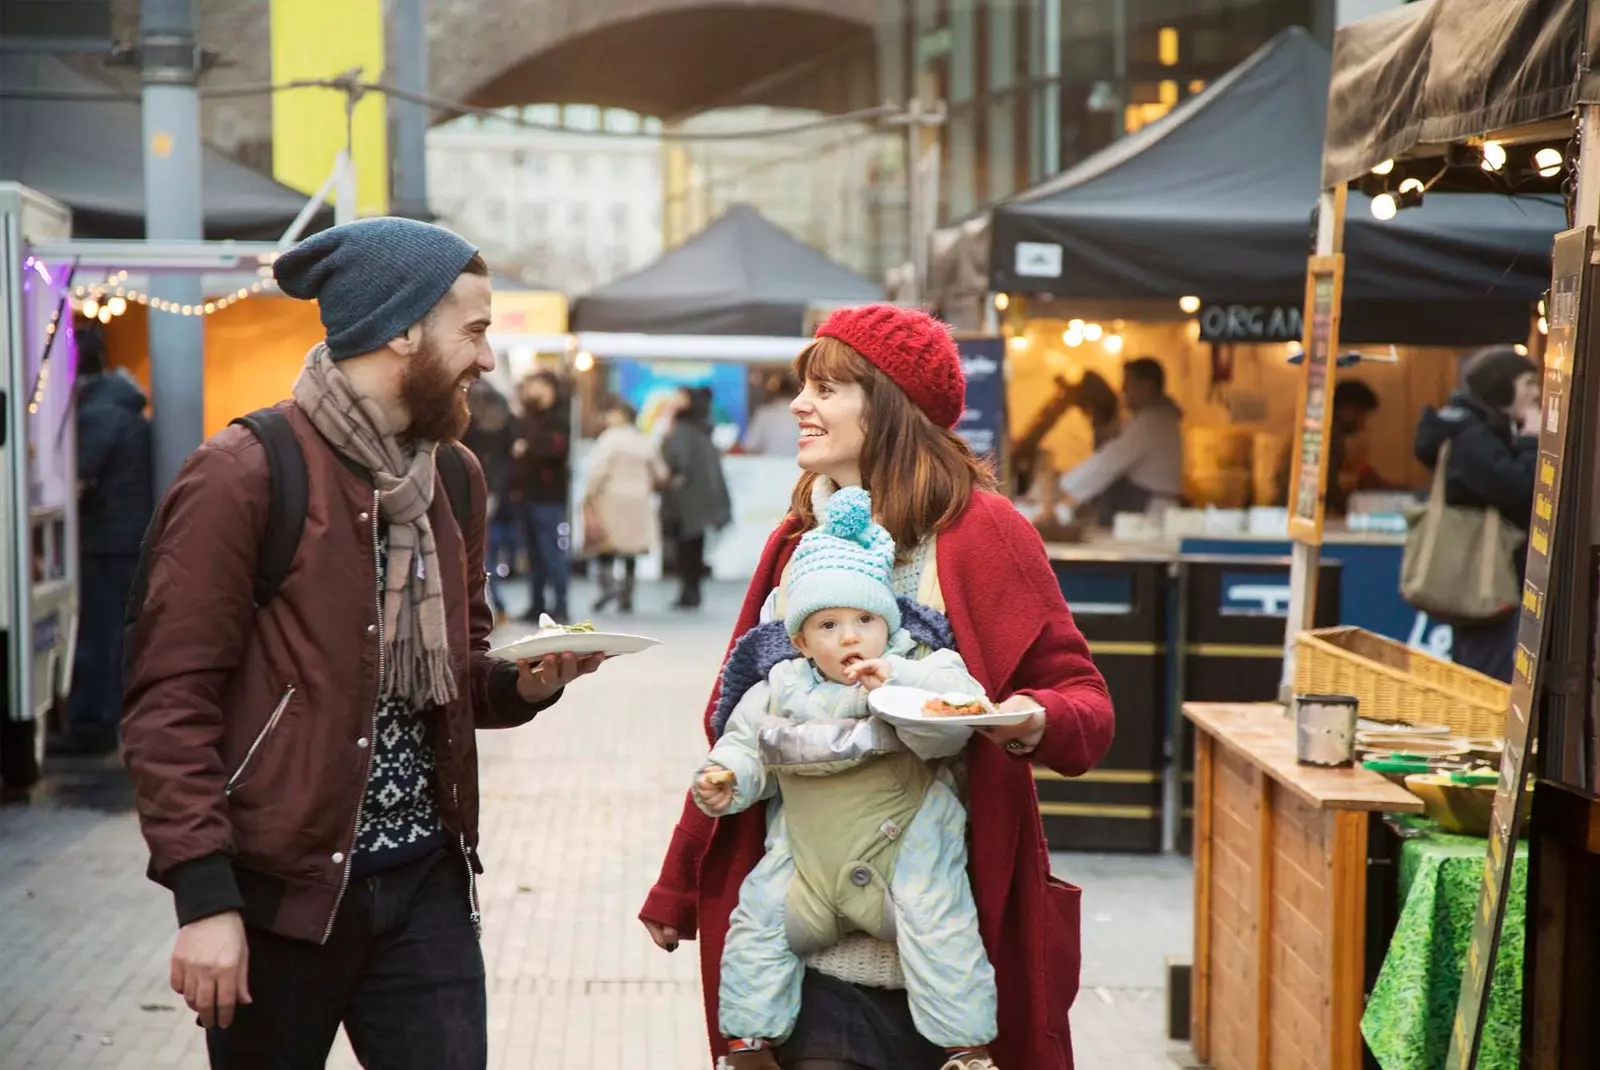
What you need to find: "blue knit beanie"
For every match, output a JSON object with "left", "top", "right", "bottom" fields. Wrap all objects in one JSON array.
[
  {"left": 784, "top": 487, "right": 901, "bottom": 636},
  {"left": 273, "top": 218, "right": 481, "bottom": 360}
]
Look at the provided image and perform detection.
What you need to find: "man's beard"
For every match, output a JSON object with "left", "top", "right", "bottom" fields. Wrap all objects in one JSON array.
[{"left": 402, "top": 337, "right": 473, "bottom": 443}]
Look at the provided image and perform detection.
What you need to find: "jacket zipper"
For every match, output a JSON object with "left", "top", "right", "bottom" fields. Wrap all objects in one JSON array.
[
  {"left": 322, "top": 490, "right": 384, "bottom": 945},
  {"left": 452, "top": 782, "right": 483, "bottom": 937},
  {"left": 224, "top": 685, "right": 296, "bottom": 796}
]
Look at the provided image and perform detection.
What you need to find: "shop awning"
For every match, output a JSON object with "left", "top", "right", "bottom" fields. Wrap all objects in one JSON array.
[
  {"left": 569, "top": 203, "right": 881, "bottom": 336},
  {"left": 932, "top": 26, "right": 1560, "bottom": 344},
  {"left": 0, "top": 54, "right": 331, "bottom": 241},
  {"left": 1322, "top": 0, "right": 1591, "bottom": 189}
]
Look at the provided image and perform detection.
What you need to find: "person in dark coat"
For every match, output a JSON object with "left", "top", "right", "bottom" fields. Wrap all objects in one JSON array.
[
  {"left": 661, "top": 386, "right": 732, "bottom": 610},
  {"left": 511, "top": 371, "right": 571, "bottom": 622},
  {"left": 1412, "top": 345, "right": 1542, "bottom": 682},
  {"left": 65, "top": 323, "right": 154, "bottom": 754},
  {"left": 462, "top": 381, "right": 518, "bottom": 622}
]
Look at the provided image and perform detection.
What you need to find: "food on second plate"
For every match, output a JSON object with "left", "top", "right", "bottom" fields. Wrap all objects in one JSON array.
[{"left": 921, "top": 692, "right": 994, "bottom": 718}]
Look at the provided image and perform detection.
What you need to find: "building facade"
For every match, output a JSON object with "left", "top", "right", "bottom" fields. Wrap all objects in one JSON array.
[
  {"left": 426, "top": 106, "right": 664, "bottom": 294},
  {"left": 883, "top": 0, "right": 1405, "bottom": 226}
]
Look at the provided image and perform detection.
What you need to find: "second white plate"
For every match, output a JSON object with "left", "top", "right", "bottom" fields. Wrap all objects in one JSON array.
[{"left": 868, "top": 684, "right": 1039, "bottom": 728}]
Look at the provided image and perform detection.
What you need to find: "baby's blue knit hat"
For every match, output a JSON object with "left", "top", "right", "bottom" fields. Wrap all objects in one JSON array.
[
  {"left": 785, "top": 487, "right": 901, "bottom": 636},
  {"left": 273, "top": 218, "right": 480, "bottom": 360}
]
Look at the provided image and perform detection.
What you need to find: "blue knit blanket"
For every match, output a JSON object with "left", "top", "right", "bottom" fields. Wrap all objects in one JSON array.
[{"left": 709, "top": 597, "right": 957, "bottom": 739}]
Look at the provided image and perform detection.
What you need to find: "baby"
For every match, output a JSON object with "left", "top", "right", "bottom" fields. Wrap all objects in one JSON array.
[{"left": 692, "top": 487, "right": 999, "bottom": 1070}]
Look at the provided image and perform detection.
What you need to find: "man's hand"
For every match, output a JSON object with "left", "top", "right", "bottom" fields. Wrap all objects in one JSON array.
[
  {"left": 843, "top": 658, "right": 894, "bottom": 692},
  {"left": 515, "top": 652, "right": 605, "bottom": 703},
  {"left": 171, "top": 911, "right": 251, "bottom": 1029},
  {"left": 693, "top": 765, "right": 736, "bottom": 813},
  {"left": 642, "top": 917, "right": 681, "bottom": 953}
]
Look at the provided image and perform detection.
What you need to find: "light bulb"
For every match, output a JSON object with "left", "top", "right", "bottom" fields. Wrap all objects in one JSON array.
[
  {"left": 1103, "top": 334, "right": 1125, "bottom": 354},
  {"left": 1514, "top": 344, "right": 1529, "bottom": 356},
  {"left": 1371, "top": 194, "right": 1398, "bottom": 221},
  {"left": 1083, "top": 322, "right": 1104, "bottom": 342},
  {"left": 1068, "top": 319, "right": 1085, "bottom": 331},
  {"left": 1370, "top": 159, "right": 1395, "bottom": 176},
  {"left": 107, "top": 297, "right": 127, "bottom": 316},
  {"left": 1178, "top": 295, "right": 1201, "bottom": 314},
  {"left": 1008, "top": 336, "right": 1028, "bottom": 353},
  {"left": 1063, "top": 329, "right": 1084, "bottom": 348},
  {"left": 81, "top": 297, "right": 100, "bottom": 318},
  {"left": 574, "top": 350, "right": 595, "bottom": 372},
  {"left": 97, "top": 306, "right": 112, "bottom": 324},
  {"left": 994, "top": 293, "right": 1010, "bottom": 311},
  {"left": 1481, "top": 140, "right": 1507, "bottom": 172},
  {"left": 237, "top": 288, "right": 249, "bottom": 299},
  {"left": 1538, "top": 316, "right": 1549, "bottom": 335},
  {"left": 1535, "top": 147, "right": 1563, "bottom": 177},
  {"left": 1398, "top": 178, "right": 1425, "bottom": 195}
]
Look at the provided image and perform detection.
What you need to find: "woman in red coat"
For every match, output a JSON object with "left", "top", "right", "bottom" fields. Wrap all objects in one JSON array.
[{"left": 640, "top": 305, "right": 1116, "bottom": 1069}]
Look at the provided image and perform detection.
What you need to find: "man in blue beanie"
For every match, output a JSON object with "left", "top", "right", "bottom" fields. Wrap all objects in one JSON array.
[{"left": 121, "top": 218, "right": 604, "bottom": 1069}]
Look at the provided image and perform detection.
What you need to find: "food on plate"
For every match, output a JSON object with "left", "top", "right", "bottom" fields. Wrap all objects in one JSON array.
[
  {"left": 921, "top": 692, "right": 995, "bottom": 718},
  {"left": 533, "top": 615, "right": 598, "bottom": 636}
]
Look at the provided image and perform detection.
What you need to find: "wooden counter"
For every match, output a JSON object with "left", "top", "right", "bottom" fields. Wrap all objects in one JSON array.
[{"left": 1183, "top": 702, "right": 1422, "bottom": 1070}]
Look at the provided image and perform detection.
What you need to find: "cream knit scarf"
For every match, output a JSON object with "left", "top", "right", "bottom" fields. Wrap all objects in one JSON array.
[{"left": 292, "top": 344, "right": 457, "bottom": 706}]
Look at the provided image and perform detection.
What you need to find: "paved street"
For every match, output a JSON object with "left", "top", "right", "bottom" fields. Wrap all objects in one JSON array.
[{"left": 0, "top": 579, "right": 1191, "bottom": 1069}]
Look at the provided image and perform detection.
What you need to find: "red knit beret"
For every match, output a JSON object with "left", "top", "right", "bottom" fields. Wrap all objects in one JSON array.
[{"left": 814, "top": 304, "right": 967, "bottom": 429}]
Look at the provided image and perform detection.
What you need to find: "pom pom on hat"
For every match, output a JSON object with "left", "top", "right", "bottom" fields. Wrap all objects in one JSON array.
[
  {"left": 824, "top": 486, "right": 874, "bottom": 541},
  {"left": 784, "top": 487, "right": 901, "bottom": 636},
  {"left": 814, "top": 304, "right": 966, "bottom": 429}
]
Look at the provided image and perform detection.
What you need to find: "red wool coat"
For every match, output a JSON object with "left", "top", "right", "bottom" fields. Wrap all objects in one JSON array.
[{"left": 641, "top": 490, "right": 1116, "bottom": 1068}]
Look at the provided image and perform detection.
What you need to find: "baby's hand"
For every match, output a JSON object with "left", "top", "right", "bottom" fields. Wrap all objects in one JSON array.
[
  {"left": 694, "top": 765, "right": 736, "bottom": 813},
  {"left": 844, "top": 658, "right": 894, "bottom": 692}
]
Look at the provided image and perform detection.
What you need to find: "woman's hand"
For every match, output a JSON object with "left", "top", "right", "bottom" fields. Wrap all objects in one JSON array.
[
  {"left": 642, "top": 918, "right": 680, "bottom": 953},
  {"left": 693, "top": 765, "right": 735, "bottom": 813},
  {"left": 977, "top": 696, "right": 1047, "bottom": 756}
]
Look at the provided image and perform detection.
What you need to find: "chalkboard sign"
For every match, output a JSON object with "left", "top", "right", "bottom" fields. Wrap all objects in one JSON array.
[
  {"left": 1445, "top": 226, "right": 1593, "bottom": 1070},
  {"left": 954, "top": 335, "right": 1007, "bottom": 476},
  {"left": 1287, "top": 256, "right": 1344, "bottom": 544},
  {"left": 1198, "top": 303, "right": 1304, "bottom": 343}
]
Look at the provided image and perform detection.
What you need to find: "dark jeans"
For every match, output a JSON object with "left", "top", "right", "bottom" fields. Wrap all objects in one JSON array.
[
  {"left": 675, "top": 534, "right": 706, "bottom": 606},
  {"left": 206, "top": 850, "right": 486, "bottom": 1070},
  {"left": 1452, "top": 611, "right": 1519, "bottom": 683},
  {"left": 68, "top": 552, "right": 139, "bottom": 746},
  {"left": 518, "top": 502, "right": 569, "bottom": 618},
  {"left": 777, "top": 970, "right": 945, "bottom": 1069},
  {"left": 484, "top": 517, "right": 519, "bottom": 614}
]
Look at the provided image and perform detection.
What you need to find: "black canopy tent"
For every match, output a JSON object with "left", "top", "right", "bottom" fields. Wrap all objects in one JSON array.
[
  {"left": 0, "top": 54, "right": 331, "bottom": 240},
  {"left": 570, "top": 203, "right": 881, "bottom": 336},
  {"left": 932, "top": 26, "right": 1560, "bottom": 345},
  {"left": 1322, "top": 0, "right": 1590, "bottom": 191}
]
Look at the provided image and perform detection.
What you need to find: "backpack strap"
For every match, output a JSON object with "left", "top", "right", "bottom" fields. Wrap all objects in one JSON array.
[
  {"left": 231, "top": 408, "right": 308, "bottom": 608},
  {"left": 435, "top": 442, "right": 472, "bottom": 533}
]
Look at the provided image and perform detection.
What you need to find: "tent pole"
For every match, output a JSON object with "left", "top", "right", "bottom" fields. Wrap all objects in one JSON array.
[
  {"left": 1280, "top": 182, "right": 1347, "bottom": 700},
  {"left": 1575, "top": 104, "right": 1600, "bottom": 230}
]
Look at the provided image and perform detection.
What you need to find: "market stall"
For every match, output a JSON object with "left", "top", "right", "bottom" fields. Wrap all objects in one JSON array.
[{"left": 1181, "top": 1, "right": 1597, "bottom": 1068}]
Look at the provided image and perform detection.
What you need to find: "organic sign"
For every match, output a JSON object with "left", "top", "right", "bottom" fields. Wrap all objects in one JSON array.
[
  {"left": 1198, "top": 303, "right": 1304, "bottom": 343},
  {"left": 1286, "top": 256, "right": 1344, "bottom": 544},
  {"left": 1446, "top": 226, "right": 1592, "bottom": 1070}
]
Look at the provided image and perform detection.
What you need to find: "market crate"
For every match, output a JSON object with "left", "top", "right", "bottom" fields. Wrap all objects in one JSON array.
[{"left": 1294, "top": 625, "right": 1509, "bottom": 738}]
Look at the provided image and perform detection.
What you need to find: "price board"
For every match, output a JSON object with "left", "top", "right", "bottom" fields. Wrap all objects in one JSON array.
[
  {"left": 1286, "top": 255, "right": 1344, "bottom": 544},
  {"left": 1446, "top": 226, "right": 1593, "bottom": 1070}
]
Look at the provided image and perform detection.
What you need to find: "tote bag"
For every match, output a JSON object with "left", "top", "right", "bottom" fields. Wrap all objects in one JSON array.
[{"left": 1399, "top": 442, "right": 1525, "bottom": 623}]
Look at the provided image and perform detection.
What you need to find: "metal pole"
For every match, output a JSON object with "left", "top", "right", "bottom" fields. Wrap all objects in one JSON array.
[
  {"left": 140, "top": 0, "right": 206, "bottom": 494},
  {"left": 1574, "top": 104, "right": 1600, "bottom": 230},
  {"left": 389, "top": 0, "right": 430, "bottom": 220}
]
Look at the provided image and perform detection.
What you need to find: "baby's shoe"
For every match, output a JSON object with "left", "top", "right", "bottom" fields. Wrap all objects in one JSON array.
[
  {"left": 940, "top": 1051, "right": 998, "bottom": 1070},
  {"left": 719, "top": 1039, "right": 781, "bottom": 1070}
]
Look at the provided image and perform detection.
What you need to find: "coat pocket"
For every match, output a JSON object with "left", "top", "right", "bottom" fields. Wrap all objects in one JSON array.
[
  {"left": 1044, "top": 875, "right": 1083, "bottom": 1015},
  {"left": 225, "top": 685, "right": 295, "bottom": 797}
]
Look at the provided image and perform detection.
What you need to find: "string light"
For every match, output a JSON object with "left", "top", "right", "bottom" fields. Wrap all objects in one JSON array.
[{"left": 72, "top": 271, "right": 277, "bottom": 319}]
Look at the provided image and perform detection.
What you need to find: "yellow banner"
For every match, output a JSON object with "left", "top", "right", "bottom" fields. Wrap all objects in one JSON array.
[
  {"left": 270, "top": 0, "right": 389, "bottom": 216},
  {"left": 492, "top": 290, "right": 569, "bottom": 335}
]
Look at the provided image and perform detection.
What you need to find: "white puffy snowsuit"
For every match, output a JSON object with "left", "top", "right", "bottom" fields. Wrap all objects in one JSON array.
[{"left": 696, "top": 633, "right": 999, "bottom": 1048}]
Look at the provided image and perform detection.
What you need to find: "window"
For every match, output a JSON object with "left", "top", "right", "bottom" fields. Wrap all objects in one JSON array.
[
  {"left": 987, "top": 95, "right": 1016, "bottom": 200},
  {"left": 987, "top": 2, "right": 1017, "bottom": 91},
  {"left": 571, "top": 156, "right": 588, "bottom": 180},
  {"left": 950, "top": 0, "right": 975, "bottom": 103},
  {"left": 946, "top": 109, "right": 977, "bottom": 220},
  {"left": 610, "top": 203, "right": 630, "bottom": 231},
  {"left": 1031, "top": 83, "right": 1061, "bottom": 183},
  {"left": 570, "top": 203, "right": 589, "bottom": 228}
]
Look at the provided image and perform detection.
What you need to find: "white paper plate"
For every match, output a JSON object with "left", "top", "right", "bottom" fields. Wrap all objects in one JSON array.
[
  {"left": 488, "top": 615, "right": 660, "bottom": 662},
  {"left": 868, "top": 685, "right": 1039, "bottom": 728}
]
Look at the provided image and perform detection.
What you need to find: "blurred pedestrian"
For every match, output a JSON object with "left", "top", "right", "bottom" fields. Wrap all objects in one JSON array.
[
  {"left": 462, "top": 380, "right": 518, "bottom": 623},
  {"left": 742, "top": 371, "right": 799, "bottom": 455},
  {"left": 62, "top": 323, "right": 152, "bottom": 756},
  {"left": 660, "top": 386, "right": 731, "bottom": 610},
  {"left": 120, "top": 218, "right": 603, "bottom": 1069},
  {"left": 511, "top": 371, "right": 571, "bottom": 622},
  {"left": 582, "top": 397, "right": 666, "bottom": 613},
  {"left": 1413, "top": 345, "right": 1541, "bottom": 681}
]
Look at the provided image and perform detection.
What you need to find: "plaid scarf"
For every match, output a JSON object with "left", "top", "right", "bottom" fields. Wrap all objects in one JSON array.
[{"left": 292, "top": 344, "right": 457, "bottom": 706}]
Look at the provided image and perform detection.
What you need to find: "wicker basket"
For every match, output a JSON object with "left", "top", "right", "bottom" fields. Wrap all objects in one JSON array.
[{"left": 1294, "top": 626, "right": 1510, "bottom": 738}]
